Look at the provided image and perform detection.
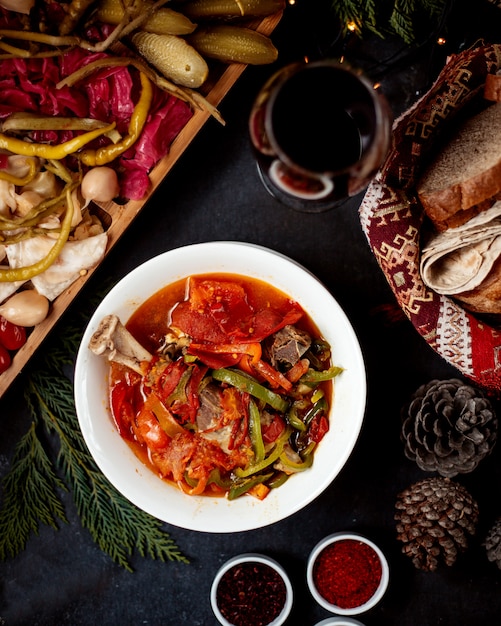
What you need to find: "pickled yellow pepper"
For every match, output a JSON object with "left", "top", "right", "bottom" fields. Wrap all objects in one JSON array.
[
  {"left": 79, "top": 72, "right": 153, "bottom": 166},
  {"left": 0, "top": 123, "right": 116, "bottom": 160},
  {"left": 0, "top": 157, "right": 37, "bottom": 186},
  {"left": 0, "top": 187, "right": 74, "bottom": 282}
]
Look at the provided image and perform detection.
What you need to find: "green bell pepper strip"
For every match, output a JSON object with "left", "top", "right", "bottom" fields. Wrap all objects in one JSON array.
[
  {"left": 234, "top": 425, "right": 292, "bottom": 478},
  {"left": 249, "top": 399, "right": 265, "bottom": 463},
  {"left": 228, "top": 472, "right": 273, "bottom": 500},
  {"left": 299, "top": 365, "right": 344, "bottom": 386},
  {"left": 267, "top": 471, "right": 289, "bottom": 489},
  {"left": 208, "top": 468, "right": 232, "bottom": 489},
  {"left": 146, "top": 392, "right": 185, "bottom": 438},
  {"left": 212, "top": 367, "right": 289, "bottom": 412},
  {"left": 166, "top": 368, "right": 191, "bottom": 407},
  {"left": 304, "top": 396, "right": 328, "bottom": 426},
  {"left": 278, "top": 448, "right": 315, "bottom": 472},
  {"left": 184, "top": 468, "right": 232, "bottom": 492},
  {"left": 306, "top": 338, "right": 332, "bottom": 369},
  {"left": 287, "top": 404, "right": 307, "bottom": 432}
]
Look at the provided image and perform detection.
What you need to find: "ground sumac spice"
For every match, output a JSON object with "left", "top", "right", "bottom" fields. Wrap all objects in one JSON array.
[
  {"left": 312, "top": 538, "right": 382, "bottom": 609},
  {"left": 216, "top": 560, "right": 287, "bottom": 626}
]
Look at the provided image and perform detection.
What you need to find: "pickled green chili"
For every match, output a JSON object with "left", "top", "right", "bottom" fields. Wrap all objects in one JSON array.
[
  {"left": 0, "top": 186, "right": 75, "bottom": 282},
  {"left": 0, "top": 156, "right": 37, "bottom": 186},
  {"left": 0, "top": 122, "right": 116, "bottom": 159},
  {"left": 212, "top": 367, "right": 289, "bottom": 412}
]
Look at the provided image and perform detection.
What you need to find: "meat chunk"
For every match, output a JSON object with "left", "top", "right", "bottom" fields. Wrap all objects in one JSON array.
[
  {"left": 196, "top": 384, "right": 224, "bottom": 431},
  {"left": 196, "top": 384, "right": 233, "bottom": 453},
  {"left": 266, "top": 324, "right": 311, "bottom": 369}
]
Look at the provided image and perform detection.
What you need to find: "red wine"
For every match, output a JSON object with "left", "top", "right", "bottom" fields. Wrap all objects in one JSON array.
[
  {"left": 269, "top": 65, "right": 374, "bottom": 173},
  {"left": 249, "top": 60, "right": 391, "bottom": 212}
]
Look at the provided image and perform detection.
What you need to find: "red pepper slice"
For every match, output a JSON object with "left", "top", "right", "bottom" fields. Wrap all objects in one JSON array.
[
  {"left": 308, "top": 414, "right": 329, "bottom": 444},
  {"left": 156, "top": 359, "right": 187, "bottom": 401},
  {"left": 110, "top": 379, "right": 138, "bottom": 441},
  {"left": 169, "top": 363, "right": 208, "bottom": 424},
  {"left": 261, "top": 414, "right": 286, "bottom": 444}
]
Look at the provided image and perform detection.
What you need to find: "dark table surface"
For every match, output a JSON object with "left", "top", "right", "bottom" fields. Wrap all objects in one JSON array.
[{"left": 2, "top": 1, "right": 501, "bottom": 625}]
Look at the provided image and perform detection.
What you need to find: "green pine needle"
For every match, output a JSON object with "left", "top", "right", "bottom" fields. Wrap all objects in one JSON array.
[
  {"left": 0, "top": 421, "right": 68, "bottom": 560},
  {"left": 0, "top": 286, "right": 189, "bottom": 571},
  {"left": 331, "top": 0, "right": 448, "bottom": 43},
  {"left": 389, "top": 0, "right": 416, "bottom": 44}
]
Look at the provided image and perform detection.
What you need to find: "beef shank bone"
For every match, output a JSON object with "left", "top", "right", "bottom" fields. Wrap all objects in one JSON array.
[{"left": 88, "top": 314, "right": 152, "bottom": 375}]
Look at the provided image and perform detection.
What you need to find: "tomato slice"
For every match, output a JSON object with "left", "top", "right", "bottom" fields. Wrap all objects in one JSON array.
[
  {"left": 134, "top": 407, "right": 170, "bottom": 451},
  {"left": 261, "top": 415, "right": 286, "bottom": 444},
  {"left": 0, "top": 316, "right": 26, "bottom": 351},
  {"left": 110, "top": 380, "right": 138, "bottom": 441},
  {"left": 0, "top": 344, "right": 11, "bottom": 374},
  {"left": 171, "top": 277, "right": 304, "bottom": 346},
  {"left": 309, "top": 415, "right": 329, "bottom": 444}
]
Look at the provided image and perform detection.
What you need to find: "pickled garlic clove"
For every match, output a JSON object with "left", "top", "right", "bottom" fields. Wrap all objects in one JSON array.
[
  {"left": 0, "top": 289, "right": 49, "bottom": 327},
  {"left": 81, "top": 166, "right": 120, "bottom": 207}
]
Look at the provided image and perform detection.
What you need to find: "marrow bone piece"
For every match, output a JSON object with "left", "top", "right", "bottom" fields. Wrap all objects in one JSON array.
[{"left": 89, "top": 314, "right": 152, "bottom": 374}]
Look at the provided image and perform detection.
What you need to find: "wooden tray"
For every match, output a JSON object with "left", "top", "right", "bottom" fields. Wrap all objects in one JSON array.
[{"left": 0, "top": 11, "right": 282, "bottom": 399}]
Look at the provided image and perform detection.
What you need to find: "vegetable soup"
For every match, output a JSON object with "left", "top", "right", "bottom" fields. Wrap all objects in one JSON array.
[{"left": 107, "top": 273, "right": 342, "bottom": 499}]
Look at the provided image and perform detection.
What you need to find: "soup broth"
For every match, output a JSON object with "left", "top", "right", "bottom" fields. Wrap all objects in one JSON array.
[{"left": 108, "top": 273, "right": 340, "bottom": 500}]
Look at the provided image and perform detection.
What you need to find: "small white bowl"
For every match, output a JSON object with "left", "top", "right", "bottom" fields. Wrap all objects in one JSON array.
[
  {"left": 74, "top": 242, "right": 366, "bottom": 532},
  {"left": 210, "top": 553, "right": 293, "bottom": 626},
  {"left": 307, "top": 532, "right": 389, "bottom": 615},
  {"left": 315, "top": 617, "right": 364, "bottom": 626}
]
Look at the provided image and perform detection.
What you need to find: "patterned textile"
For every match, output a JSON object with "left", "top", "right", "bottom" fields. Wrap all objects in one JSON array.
[{"left": 359, "top": 44, "right": 501, "bottom": 392}]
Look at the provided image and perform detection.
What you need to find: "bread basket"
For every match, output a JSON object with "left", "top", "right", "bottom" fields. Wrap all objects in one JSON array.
[{"left": 359, "top": 43, "right": 501, "bottom": 391}]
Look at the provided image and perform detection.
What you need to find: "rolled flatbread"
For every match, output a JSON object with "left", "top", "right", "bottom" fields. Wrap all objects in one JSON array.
[{"left": 420, "top": 201, "right": 501, "bottom": 294}]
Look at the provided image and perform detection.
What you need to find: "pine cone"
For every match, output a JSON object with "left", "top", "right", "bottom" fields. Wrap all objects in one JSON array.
[
  {"left": 401, "top": 378, "right": 497, "bottom": 477},
  {"left": 395, "top": 477, "right": 479, "bottom": 571},
  {"left": 484, "top": 517, "right": 501, "bottom": 569}
]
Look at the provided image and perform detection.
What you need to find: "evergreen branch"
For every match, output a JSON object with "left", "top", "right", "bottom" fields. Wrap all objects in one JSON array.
[
  {"left": 389, "top": 0, "right": 416, "bottom": 44},
  {"left": 23, "top": 335, "right": 189, "bottom": 571},
  {"left": 1, "top": 279, "right": 188, "bottom": 570},
  {"left": 331, "top": 0, "right": 364, "bottom": 36},
  {"left": 0, "top": 421, "right": 67, "bottom": 560},
  {"left": 361, "top": 0, "right": 379, "bottom": 33},
  {"left": 420, "top": 0, "right": 448, "bottom": 17},
  {"left": 331, "top": 0, "right": 448, "bottom": 43}
]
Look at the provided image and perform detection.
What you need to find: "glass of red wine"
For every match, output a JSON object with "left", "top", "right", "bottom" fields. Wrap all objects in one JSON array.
[{"left": 249, "top": 59, "right": 392, "bottom": 213}]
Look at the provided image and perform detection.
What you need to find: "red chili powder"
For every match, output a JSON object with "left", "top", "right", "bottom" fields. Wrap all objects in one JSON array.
[
  {"left": 312, "top": 538, "right": 382, "bottom": 609},
  {"left": 216, "top": 561, "right": 287, "bottom": 626}
]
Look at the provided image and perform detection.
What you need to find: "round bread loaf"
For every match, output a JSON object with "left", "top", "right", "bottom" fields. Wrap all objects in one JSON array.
[{"left": 417, "top": 103, "right": 501, "bottom": 232}]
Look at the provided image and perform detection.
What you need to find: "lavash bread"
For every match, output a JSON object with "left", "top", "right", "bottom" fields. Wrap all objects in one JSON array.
[
  {"left": 420, "top": 202, "right": 501, "bottom": 314},
  {"left": 417, "top": 102, "right": 501, "bottom": 232},
  {"left": 454, "top": 255, "right": 501, "bottom": 314}
]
